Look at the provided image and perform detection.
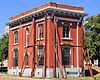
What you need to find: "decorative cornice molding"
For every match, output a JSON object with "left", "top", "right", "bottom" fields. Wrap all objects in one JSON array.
[{"left": 8, "top": 8, "right": 86, "bottom": 28}]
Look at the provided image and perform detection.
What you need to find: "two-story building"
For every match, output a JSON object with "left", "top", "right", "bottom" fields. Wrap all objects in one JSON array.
[{"left": 8, "top": 2, "right": 86, "bottom": 78}]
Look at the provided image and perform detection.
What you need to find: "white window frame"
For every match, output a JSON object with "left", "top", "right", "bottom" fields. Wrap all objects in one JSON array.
[
  {"left": 23, "top": 25, "right": 30, "bottom": 47},
  {"left": 62, "top": 23, "right": 70, "bottom": 39},
  {"left": 13, "top": 48, "right": 18, "bottom": 67},
  {"left": 24, "top": 52, "right": 30, "bottom": 67},
  {"left": 36, "top": 22, "right": 44, "bottom": 40},
  {"left": 62, "top": 46, "right": 71, "bottom": 66},
  {"left": 37, "top": 46, "right": 44, "bottom": 66},
  {"left": 14, "top": 30, "right": 18, "bottom": 45}
]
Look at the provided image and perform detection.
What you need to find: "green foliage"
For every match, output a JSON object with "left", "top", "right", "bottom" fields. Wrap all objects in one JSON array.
[
  {"left": 84, "top": 14, "right": 100, "bottom": 61},
  {"left": 0, "top": 48, "right": 2, "bottom": 61},
  {"left": 0, "top": 33, "right": 8, "bottom": 62}
]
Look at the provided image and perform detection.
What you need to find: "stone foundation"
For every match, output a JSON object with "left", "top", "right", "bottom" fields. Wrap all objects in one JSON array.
[
  {"left": 8, "top": 67, "right": 32, "bottom": 76},
  {"left": 8, "top": 67, "right": 82, "bottom": 77}
]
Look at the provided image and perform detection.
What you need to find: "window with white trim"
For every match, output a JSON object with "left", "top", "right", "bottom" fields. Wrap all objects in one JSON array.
[
  {"left": 25, "top": 27, "right": 29, "bottom": 47},
  {"left": 37, "top": 46, "right": 44, "bottom": 66},
  {"left": 14, "top": 31, "right": 18, "bottom": 43},
  {"left": 37, "top": 24, "right": 44, "bottom": 39},
  {"left": 25, "top": 52, "right": 29, "bottom": 66},
  {"left": 25, "top": 27, "right": 29, "bottom": 66},
  {"left": 13, "top": 48, "right": 18, "bottom": 67},
  {"left": 63, "top": 24, "right": 70, "bottom": 38},
  {"left": 62, "top": 46, "right": 70, "bottom": 65}
]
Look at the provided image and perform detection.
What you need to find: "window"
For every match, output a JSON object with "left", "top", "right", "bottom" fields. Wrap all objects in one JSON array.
[
  {"left": 13, "top": 48, "right": 18, "bottom": 67},
  {"left": 37, "top": 24, "right": 44, "bottom": 39},
  {"left": 62, "top": 46, "right": 70, "bottom": 65},
  {"left": 25, "top": 27, "right": 29, "bottom": 66},
  {"left": 25, "top": 28, "right": 29, "bottom": 47},
  {"left": 63, "top": 24, "right": 70, "bottom": 38},
  {"left": 14, "top": 31, "right": 18, "bottom": 43},
  {"left": 37, "top": 47, "right": 44, "bottom": 66},
  {"left": 25, "top": 52, "right": 28, "bottom": 66}
]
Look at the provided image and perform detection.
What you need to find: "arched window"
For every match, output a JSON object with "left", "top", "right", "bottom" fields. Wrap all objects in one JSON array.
[
  {"left": 13, "top": 48, "right": 18, "bottom": 67},
  {"left": 14, "top": 31, "right": 18, "bottom": 43}
]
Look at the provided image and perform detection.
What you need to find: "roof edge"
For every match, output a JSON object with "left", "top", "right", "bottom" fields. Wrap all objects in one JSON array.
[{"left": 10, "top": 2, "right": 84, "bottom": 20}]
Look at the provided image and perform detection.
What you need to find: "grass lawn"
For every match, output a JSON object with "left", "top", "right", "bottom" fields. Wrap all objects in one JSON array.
[{"left": 82, "top": 77, "right": 100, "bottom": 80}]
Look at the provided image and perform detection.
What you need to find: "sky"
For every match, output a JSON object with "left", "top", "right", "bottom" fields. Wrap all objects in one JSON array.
[{"left": 0, "top": 0, "right": 100, "bottom": 37}]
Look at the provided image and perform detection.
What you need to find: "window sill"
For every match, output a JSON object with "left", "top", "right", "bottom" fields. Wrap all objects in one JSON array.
[
  {"left": 36, "top": 38, "right": 44, "bottom": 41},
  {"left": 24, "top": 45, "right": 29, "bottom": 48},
  {"left": 25, "top": 65, "right": 30, "bottom": 68},
  {"left": 62, "top": 38, "right": 72, "bottom": 40},
  {"left": 14, "top": 43, "right": 19, "bottom": 46}
]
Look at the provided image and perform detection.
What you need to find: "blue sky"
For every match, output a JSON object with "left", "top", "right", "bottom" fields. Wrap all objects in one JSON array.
[{"left": 0, "top": 0, "right": 100, "bottom": 37}]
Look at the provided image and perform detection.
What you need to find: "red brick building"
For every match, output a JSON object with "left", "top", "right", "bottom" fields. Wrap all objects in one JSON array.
[{"left": 8, "top": 2, "right": 86, "bottom": 78}]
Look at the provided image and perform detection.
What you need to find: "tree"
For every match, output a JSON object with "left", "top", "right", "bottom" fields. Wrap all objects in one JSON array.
[
  {"left": 0, "top": 33, "right": 8, "bottom": 62},
  {"left": 84, "top": 14, "right": 100, "bottom": 66}
]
